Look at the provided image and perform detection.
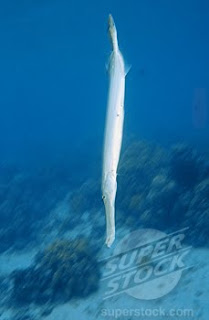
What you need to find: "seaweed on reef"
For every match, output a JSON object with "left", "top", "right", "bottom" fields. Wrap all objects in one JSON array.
[{"left": 11, "top": 238, "right": 100, "bottom": 305}]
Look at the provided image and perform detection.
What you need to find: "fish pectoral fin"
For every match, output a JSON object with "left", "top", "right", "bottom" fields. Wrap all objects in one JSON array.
[{"left": 125, "top": 63, "right": 131, "bottom": 76}]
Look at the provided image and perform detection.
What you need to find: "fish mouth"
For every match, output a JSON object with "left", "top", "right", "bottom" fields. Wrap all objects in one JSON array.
[
  {"left": 106, "top": 230, "right": 115, "bottom": 247},
  {"left": 104, "top": 199, "right": 115, "bottom": 247}
]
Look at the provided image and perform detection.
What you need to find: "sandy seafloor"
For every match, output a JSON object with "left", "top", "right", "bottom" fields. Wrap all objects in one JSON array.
[{"left": 0, "top": 196, "right": 208, "bottom": 320}]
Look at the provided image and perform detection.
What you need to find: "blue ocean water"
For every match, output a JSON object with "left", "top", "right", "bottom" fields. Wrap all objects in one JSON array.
[
  {"left": 0, "top": 0, "right": 209, "bottom": 165},
  {"left": 0, "top": 0, "right": 209, "bottom": 319}
]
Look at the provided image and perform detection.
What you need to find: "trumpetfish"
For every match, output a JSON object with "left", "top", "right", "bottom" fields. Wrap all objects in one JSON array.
[{"left": 102, "top": 14, "right": 127, "bottom": 247}]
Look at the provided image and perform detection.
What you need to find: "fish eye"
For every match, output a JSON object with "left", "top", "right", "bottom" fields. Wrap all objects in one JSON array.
[{"left": 102, "top": 195, "right": 106, "bottom": 200}]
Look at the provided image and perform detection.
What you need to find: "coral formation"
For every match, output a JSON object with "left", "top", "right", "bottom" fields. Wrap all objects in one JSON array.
[
  {"left": 1, "top": 139, "right": 209, "bottom": 256},
  {"left": 11, "top": 238, "right": 100, "bottom": 305},
  {"left": 115, "top": 140, "right": 208, "bottom": 245},
  {"left": 116, "top": 141, "right": 169, "bottom": 227},
  {"left": 68, "top": 140, "right": 209, "bottom": 246}
]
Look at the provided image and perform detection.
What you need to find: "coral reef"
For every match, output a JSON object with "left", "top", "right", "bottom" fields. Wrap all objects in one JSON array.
[
  {"left": 116, "top": 140, "right": 209, "bottom": 245},
  {"left": 67, "top": 139, "right": 209, "bottom": 246},
  {"left": 11, "top": 238, "right": 100, "bottom": 305},
  {"left": 1, "top": 139, "right": 209, "bottom": 255},
  {"left": 116, "top": 141, "right": 169, "bottom": 227}
]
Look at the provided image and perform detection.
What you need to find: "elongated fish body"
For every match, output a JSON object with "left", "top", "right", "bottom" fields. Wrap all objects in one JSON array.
[{"left": 102, "top": 15, "right": 126, "bottom": 247}]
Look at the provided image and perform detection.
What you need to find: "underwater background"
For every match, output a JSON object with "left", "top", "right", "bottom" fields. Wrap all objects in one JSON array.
[{"left": 0, "top": 0, "right": 209, "bottom": 319}]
